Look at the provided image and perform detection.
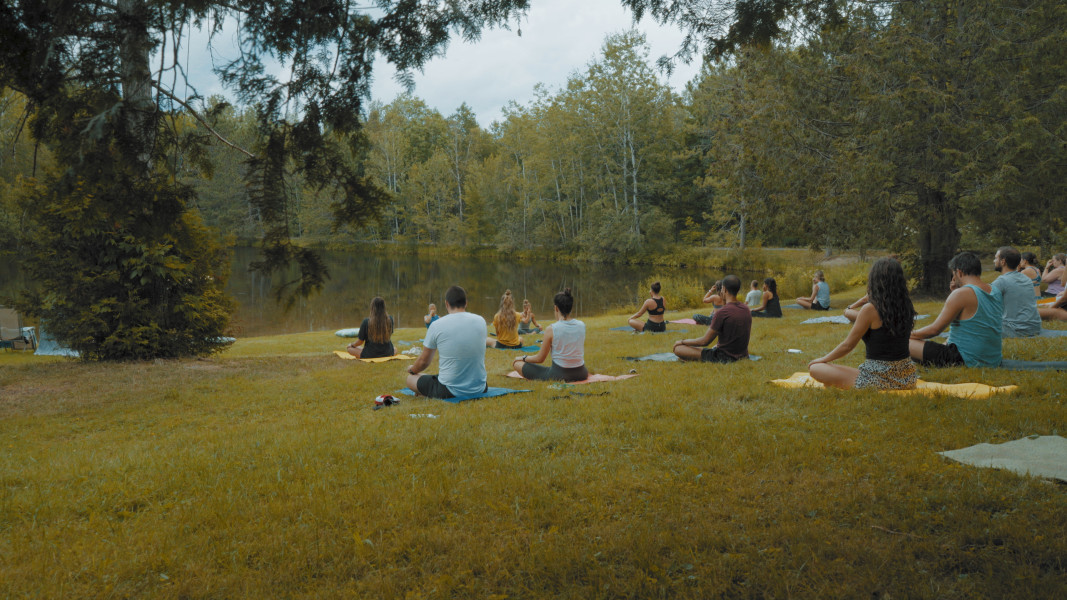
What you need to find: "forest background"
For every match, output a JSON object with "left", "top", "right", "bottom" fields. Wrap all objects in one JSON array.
[
  {"left": 3, "top": 1, "right": 1066, "bottom": 285},
  {"left": 0, "top": 0, "right": 1065, "bottom": 358}
]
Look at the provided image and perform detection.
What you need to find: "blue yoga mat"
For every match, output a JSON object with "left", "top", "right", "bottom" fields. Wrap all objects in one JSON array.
[
  {"left": 1039, "top": 328, "right": 1067, "bottom": 338},
  {"left": 609, "top": 326, "right": 684, "bottom": 334},
  {"left": 999, "top": 359, "right": 1067, "bottom": 371},
  {"left": 397, "top": 387, "right": 532, "bottom": 403}
]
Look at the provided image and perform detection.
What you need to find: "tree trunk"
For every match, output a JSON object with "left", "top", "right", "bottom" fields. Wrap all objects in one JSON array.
[
  {"left": 117, "top": 0, "right": 155, "bottom": 169},
  {"left": 738, "top": 211, "right": 746, "bottom": 250},
  {"left": 916, "top": 186, "right": 960, "bottom": 295}
]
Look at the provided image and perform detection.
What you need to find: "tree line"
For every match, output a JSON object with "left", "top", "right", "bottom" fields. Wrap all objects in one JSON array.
[
  {"left": 12, "top": 0, "right": 1054, "bottom": 295},
  {"left": 1, "top": 0, "right": 1065, "bottom": 359}
]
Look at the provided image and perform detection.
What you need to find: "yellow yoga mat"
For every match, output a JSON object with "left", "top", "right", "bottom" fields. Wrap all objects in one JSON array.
[
  {"left": 333, "top": 350, "right": 415, "bottom": 363},
  {"left": 771, "top": 372, "right": 1017, "bottom": 399}
]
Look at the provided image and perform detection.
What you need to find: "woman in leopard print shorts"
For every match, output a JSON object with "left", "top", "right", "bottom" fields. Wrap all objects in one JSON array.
[{"left": 807, "top": 258, "right": 917, "bottom": 390}]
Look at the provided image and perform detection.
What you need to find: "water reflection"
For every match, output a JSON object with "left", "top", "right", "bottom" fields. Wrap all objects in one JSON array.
[
  {"left": 2, "top": 248, "right": 696, "bottom": 337},
  {"left": 226, "top": 248, "right": 697, "bottom": 336}
]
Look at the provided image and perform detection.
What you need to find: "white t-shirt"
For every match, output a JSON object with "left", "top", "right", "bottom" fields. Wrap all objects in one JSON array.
[
  {"left": 423, "top": 311, "right": 488, "bottom": 396},
  {"left": 745, "top": 289, "right": 763, "bottom": 307}
]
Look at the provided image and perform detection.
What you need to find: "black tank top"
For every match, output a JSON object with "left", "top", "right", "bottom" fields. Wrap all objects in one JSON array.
[
  {"left": 649, "top": 297, "right": 665, "bottom": 316},
  {"left": 863, "top": 324, "right": 909, "bottom": 361},
  {"left": 764, "top": 295, "right": 782, "bottom": 317}
]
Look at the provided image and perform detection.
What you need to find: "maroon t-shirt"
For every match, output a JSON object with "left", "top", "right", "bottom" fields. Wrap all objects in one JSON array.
[{"left": 709, "top": 301, "right": 752, "bottom": 358}]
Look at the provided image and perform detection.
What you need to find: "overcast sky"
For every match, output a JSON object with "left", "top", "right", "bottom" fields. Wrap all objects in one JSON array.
[{"left": 186, "top": 0, "right": 703, "bottom": 127}]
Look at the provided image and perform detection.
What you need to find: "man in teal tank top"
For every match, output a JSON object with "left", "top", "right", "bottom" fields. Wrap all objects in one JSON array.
[{"left": 909, "top": 252, "right": 1003, "bottom": 367}]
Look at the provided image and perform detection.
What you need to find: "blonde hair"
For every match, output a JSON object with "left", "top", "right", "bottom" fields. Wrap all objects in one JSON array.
[{"left": 497, "top": 290, "right": 518, "bottom": 331}]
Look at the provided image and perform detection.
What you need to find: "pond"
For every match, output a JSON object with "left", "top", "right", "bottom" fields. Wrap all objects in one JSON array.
[
  {"left": 225, "top": 247, "right": 694, "bottom": 336},
  {"left": 1, "top": 248, "right": 700, "bottom": 337}
]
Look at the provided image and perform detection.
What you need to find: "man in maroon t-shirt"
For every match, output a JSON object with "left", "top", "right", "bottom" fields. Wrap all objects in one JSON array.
[{"left": 673, "top": 274, "right": 752, "bottom": 363}]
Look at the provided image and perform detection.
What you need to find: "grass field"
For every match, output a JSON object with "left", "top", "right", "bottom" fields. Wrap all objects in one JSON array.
[{"left": 1, "top": 283, "right": 1065, "bottom": 598}]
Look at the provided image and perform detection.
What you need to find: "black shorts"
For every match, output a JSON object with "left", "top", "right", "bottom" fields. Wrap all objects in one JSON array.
[
  {"left": 812, "top": 301, "right": 830, "bottom": 311},
  {"left": 521, "top": 361, "right": 589, "bottom": 382},
  {"left": 415, "top": 374, "right": 455, "bottom": 399},
  {"left": 701, "top": 347, "right": 741, "bottom": 363},
  {"left": 494, "top": 341, "right": 523, "bottom": 349},
  {"left": 645, "top": 319, "right": 667, "bottom": 332},
  {"left": 919, "top": 341, "right": 964, "bottom": 367}
]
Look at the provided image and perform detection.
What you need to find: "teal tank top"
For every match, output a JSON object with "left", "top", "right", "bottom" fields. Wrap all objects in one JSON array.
[
  {"left": 947, "top": 284, "right": 1003, "bottom": 367},
  {"left": 815, "top": 281, "right": 830, "bottom": 307}
]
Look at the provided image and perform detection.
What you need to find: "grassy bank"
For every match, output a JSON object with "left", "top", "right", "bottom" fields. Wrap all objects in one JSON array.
[{"left": 1, "top": 290, "right": 1064, "bottom": 598}]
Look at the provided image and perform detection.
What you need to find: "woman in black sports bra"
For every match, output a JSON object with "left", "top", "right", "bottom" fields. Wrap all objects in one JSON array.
[{"left": 628, "top": 281, "right": 667, "bottom": 332}]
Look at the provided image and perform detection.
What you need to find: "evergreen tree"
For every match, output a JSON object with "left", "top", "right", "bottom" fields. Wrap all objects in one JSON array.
[{"left": 0, "top": 0, "right": 529, "bottom": 358}]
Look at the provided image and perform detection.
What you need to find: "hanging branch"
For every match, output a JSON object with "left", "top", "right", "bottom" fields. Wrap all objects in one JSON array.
[{"left": 151, "top": 82, "right": 254, "bottom": 158}]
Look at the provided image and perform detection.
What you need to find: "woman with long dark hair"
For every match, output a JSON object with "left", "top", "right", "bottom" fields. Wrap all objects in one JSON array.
[
  {"left": 346, "top": 296, "right": 395, "bottom": 358},
  {"left": 749, "top": 278, "right": 782, "bottom": 318},
  {"left": 808, "top": 258, "right": 917, "bottom": 389},
  {"left": 513, "top": 288, "right": 588, "bottom": 381}
]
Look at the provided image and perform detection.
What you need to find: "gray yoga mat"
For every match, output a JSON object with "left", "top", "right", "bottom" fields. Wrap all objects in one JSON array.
[
  {"left": 999, "top": 359, "right": 1067, "bottom": 371},
  {"left": 938, "top": 435, "right": 1067, "bottom": 482}
]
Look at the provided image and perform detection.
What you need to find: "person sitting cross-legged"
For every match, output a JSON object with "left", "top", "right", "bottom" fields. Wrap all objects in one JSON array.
[
  {"left": 796, "top": 270, "right": 831, "bottom": 310},
  {"left": 992, "top": 246, "right": 1041, "bottom": 338},
  {"left": 808, "top": 258, "right": 918, "bottom": 389},
  {"left": 673, "top": 274, "right": 752, "bottom": 363},
  {"left": 406, "top": 285, "right": 488, "bottom": 399},
  {"left": 512, "top": 288, "right": 588, "bottom": 382},
  {"left": 909, "top": 252, "right": 1003, "bottom": 368}
]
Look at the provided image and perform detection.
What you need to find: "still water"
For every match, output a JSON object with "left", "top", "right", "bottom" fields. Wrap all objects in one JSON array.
[
  {"left": 201, "top": 248, "right": 693, "bottom": 337},
  {"left": 0, "top": 248, "right": 696, "bottom": 337}
]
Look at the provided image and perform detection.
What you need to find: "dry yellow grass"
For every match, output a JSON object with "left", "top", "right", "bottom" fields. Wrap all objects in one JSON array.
[{"left": 1, "top": 287, "right": 1065, "bottom": 598}]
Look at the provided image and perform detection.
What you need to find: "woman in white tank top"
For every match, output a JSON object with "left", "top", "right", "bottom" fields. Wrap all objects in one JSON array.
[{"left": 513, "top": 288, "right": 588, "bottom": 382}]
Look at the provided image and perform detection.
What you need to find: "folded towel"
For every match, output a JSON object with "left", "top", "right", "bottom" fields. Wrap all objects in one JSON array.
[
  {"left": 397, "top": 386, "right": 531, "bottom": 403},
  {"left": 770, "top": 372, "right": 1016, "bottom": 398},
  {"left": 506, "top": 371, "right": 639, "bottom": 384},
  {"left": 938, "top": 435, "right": 1067, "bottom": 482},
  {"left": 335, "top": 328, "right": 360, "bottom": 337},
  {"left": 333, "top": 350, "right": 414, "bottom": 363}
]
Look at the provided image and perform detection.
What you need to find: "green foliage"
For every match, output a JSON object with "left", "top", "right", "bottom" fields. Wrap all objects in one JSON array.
[{"left": 15, "top": 156, "right": 234, "bottom": 360}]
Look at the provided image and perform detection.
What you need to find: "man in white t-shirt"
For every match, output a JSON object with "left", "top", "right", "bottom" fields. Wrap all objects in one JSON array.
[{"left": 405, "top": 285, "right": 488, "bottom": 399}]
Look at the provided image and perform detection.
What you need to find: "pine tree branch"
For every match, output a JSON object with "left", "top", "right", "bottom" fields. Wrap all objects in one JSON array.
[{"left": 151, "top": 82, "right": 254, "bottom": 158}]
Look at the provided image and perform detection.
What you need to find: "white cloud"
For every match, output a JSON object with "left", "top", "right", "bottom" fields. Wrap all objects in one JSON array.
[{"left": 175, "top": 1, "right": 702, "bottom": 126}]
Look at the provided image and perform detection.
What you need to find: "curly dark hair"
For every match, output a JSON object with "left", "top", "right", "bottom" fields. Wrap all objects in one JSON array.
[{"left": 867, "top": 258, "right": 915, "bottom": 338}]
